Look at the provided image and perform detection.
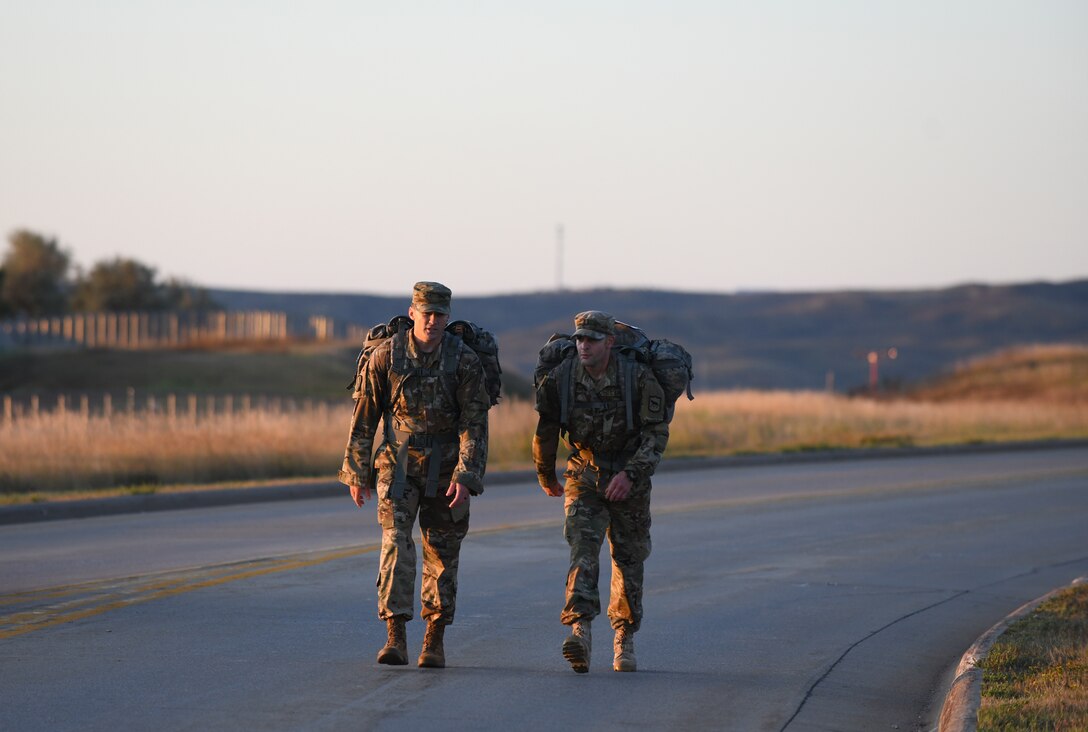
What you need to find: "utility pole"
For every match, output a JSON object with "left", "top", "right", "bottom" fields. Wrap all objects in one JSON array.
[
  {"left": 865, "top": 347, "right": 899, "bottom": 392},
  {"left": 556, "top": 223, "right": 564, "bottom": 291}
]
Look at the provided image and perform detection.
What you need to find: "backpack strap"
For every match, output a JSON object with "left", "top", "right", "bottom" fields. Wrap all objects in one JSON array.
[
  {"left": 620, "top": 351, "right": 635, "bottom": 431},
  {"left": 557, "top": 356, "right": 574, "bottom": 430},
  {"left": 388, "top": 429, "right": 459, "bottom": 499}
]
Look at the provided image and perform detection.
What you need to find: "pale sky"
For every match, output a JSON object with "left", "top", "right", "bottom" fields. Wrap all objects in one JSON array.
[{"left": 1, "top": 1, "right": 1085, "bottom": 296}]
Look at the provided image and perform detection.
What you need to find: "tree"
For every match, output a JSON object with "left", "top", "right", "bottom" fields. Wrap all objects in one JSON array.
[
  {"left": 71, "top": 257, "right": 167, "bottom": 312},
  {"left": 0, "top": 229, "right": 72, "bottom": 315},
  {"left": 161, "top": 277, "right": 219, "bottom": 312},
  {"left": 0, "top": 267, "right": 8, "bottom": 318}
]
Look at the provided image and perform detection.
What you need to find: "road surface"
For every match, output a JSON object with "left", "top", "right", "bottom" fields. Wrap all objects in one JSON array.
[{"left": 2, "top": 447, "right": 1086, "bottom": 731}]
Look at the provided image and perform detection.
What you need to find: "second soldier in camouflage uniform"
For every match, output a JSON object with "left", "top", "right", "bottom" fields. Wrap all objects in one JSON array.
[
  {"left": 340, "top": 281, "right": 490, "bottom": 669},
  {"left": 533, "top": 311, "right": 669, "bottom": 673}
]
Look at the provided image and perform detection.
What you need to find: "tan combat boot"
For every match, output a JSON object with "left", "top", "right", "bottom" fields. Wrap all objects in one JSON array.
[
  {"left": 417, "top": 622, "right": 446, "bottom": 668},
  {"left": 613, "top": 624, "right": 636, "bottom": 672},
  {"left": 377, "top": 616, "right": 408, "bottom": 665},
  {"left": 562, "top": 619, "right": 592, "bottom": 674}
]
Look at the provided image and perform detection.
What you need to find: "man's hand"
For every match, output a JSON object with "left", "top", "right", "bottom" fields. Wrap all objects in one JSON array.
[
  {"left": 541, "top": 476, "right": 563, "bottom": 497},
  {"left": 348, "top": 483, "right": 372, "bottom": 507},
  {"left": 447, "top": 481, "right": 470, "bottom": 509},
  {"left": 604, "top": 471, "right": 633, "bottom": 502}
]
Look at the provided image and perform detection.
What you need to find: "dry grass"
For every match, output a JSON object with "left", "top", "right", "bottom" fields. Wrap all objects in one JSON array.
[
  {"left": 2, "top": 389, "right": 1086, "bottom": 501},
  {"left": 978, "top": 583, "right": 1088, "bottom": 730},
  {"left": 668, "top": 390, "right": 1088, "bottom": 455},
  {"left": 913, "top": 343, "right": 1088, "bottom": 403}
]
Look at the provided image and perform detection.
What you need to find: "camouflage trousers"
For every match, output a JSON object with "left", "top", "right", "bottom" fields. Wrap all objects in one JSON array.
[
  {"left": 561, "top": 466, "right": 652, "bottom": 632},
  {"left": 375, "top": 468, "right": 469, "bottom": 625}
]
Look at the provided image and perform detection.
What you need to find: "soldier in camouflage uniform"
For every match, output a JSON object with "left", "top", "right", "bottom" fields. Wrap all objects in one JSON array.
[
  {"left": 339, "top": 281, "right": 490, "bottom": 669},
  {"left": 533, "top": 311, "right": 669, "bottom": 673}
]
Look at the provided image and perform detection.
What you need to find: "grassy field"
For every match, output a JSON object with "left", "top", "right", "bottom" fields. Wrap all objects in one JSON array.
[
  {"left": 1, "top": 387, "right": 1085, "bottom": 501},
  {"left": 0, "top": 340, "right": 535, "bottom": 401},
  {"left": 978, "top": 582, "right": 1088, "bottom": 730},
  {"left": 1, "top": 342, "right": 1085, "bottom": 501}
]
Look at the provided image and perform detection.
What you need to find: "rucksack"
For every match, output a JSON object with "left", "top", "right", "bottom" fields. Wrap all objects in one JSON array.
[
  {"left": 349, "top": 316, "right": 503, "bottom": 407},
  {"left": 533, "top": 321, "right": 693, "bottom": 427}
]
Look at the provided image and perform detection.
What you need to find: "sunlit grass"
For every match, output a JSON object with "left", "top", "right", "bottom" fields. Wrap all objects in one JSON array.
[
  {"left": 978, "top": 583, "right": 1088, "bottom": 730},
  {"left": 2, "top": 389, "right": 1086, "bottom": 501}
]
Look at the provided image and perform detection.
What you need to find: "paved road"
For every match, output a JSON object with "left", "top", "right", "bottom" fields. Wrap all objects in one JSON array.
[{"left": 1, "top": 448, "right": 1086, "bottom": 731}]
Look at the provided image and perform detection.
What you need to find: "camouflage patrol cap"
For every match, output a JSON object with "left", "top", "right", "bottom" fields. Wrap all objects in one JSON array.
[
  {"left": 411, "top": 281, "right": 452, "bottom": 315},
  {"left": 572, "top": 310, "right": 615, "bottom": 340}
]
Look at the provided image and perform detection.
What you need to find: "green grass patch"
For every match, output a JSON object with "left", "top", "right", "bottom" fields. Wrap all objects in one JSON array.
[{"left": 978, "top": 583, "right": 1088, "bottom": 730}]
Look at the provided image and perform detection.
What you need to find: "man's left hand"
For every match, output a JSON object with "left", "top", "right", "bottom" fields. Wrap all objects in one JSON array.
[
  {"left": 604, "top": 471, "right": 633, "bottom": 502},
  {"left": 447, "top": 481, "right": 470, "bottom": 509}
]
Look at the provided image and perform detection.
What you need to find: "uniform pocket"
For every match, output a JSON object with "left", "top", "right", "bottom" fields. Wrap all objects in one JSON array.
[{"left": 450, "top": 499, "right": 469, "bottom": 524}]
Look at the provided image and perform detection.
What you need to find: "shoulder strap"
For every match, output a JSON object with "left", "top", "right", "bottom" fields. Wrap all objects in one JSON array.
[
  {"left": 438, "top": 331, "right": 462, "bottom": 408},
  {"left": 620, "top": 352, "right": 635, "bottom": 431},
  {"left": 557, "top": 356, "right": 574, "bottom": 429},
  {"left": 390, "top": 327, "right": 409, "bottom": 375},
  {"left": 441, "top": 331, "right": 462, "bottom": 375}
]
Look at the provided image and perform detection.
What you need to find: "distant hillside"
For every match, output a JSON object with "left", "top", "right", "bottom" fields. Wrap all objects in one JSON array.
[
  {"left": 209, "top": 280, "right": 1088, "bottom": 392},
  {"left": 909, "top": 343, "right": 1088, "bottom": 403}
]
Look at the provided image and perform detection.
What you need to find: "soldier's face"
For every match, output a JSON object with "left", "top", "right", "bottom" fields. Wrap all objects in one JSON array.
[
  {"left": 575, "top": 334, "right": 613, "bottom": 371},
  {"left": 409, "top": 306, "right": 449, "bottom": 350}
]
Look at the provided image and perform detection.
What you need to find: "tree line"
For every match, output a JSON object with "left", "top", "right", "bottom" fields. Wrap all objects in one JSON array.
[{"left": 0, "top": 229, "right": 217, "bottom": 318}]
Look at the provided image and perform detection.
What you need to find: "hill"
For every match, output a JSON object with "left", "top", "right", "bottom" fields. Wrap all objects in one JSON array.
[
  {"left": 909, "top": 343, "right": 1088, "bottom": 403},
  {"left": 209, "top": 279, "right": 1088, "bottom": 392},
  {"left": 2, "top": 280, "right": 1084, "bottom": 399}
]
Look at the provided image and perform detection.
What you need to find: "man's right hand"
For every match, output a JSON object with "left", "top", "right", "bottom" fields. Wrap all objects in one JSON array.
[
  {"left": 541, "top": 476, "right": 563, "bottom": 497},
  {"left": 348, "top": 483, "right": 372, "bottom": 507}
]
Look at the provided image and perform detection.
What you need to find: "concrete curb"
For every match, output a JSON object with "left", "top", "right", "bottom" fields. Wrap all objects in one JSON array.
[
  {"left": 938, "top": 576, "right": 1088, "bottom": 732},
  {"left": 2, "top": 438, "right": 1085, "bottom": 526}
]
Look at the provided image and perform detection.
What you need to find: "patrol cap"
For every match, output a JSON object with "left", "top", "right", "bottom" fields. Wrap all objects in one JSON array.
[
  {"left": 572, "top": 310, "right": 615, "bottom": 340},
  {"left": 411, "top": 281, "right": 452, "bottom": 315}
]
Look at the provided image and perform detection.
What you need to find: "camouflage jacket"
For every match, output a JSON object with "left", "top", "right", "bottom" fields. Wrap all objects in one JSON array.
[
  {"left": 533, "top": 353, "right": 669, "bottom": 490},
  {"left": 339, "top": 330, "right": 490, "bottom": 494}
]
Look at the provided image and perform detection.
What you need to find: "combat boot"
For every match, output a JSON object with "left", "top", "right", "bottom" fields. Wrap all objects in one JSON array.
[
  {"left": 377, "top": 616, "right": 408, "bottom": 665},
  {"left": 613, "top": 624, "right": 636, "bottom": 672},
  {"left": 562, "top": 619, "right": 592, "bottom": 674},
  {"left": 417, "top": 621, "right": 446, "bottom": 668}
]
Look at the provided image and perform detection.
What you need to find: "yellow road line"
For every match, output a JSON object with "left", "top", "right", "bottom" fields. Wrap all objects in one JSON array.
[{"left": 0, "top": 544, "right": 378, "bottom": 640}]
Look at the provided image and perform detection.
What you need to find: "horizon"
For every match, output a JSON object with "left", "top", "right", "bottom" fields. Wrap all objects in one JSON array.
[{"left": 201, "top": 274, "right": 1088, "bottom": 300}]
